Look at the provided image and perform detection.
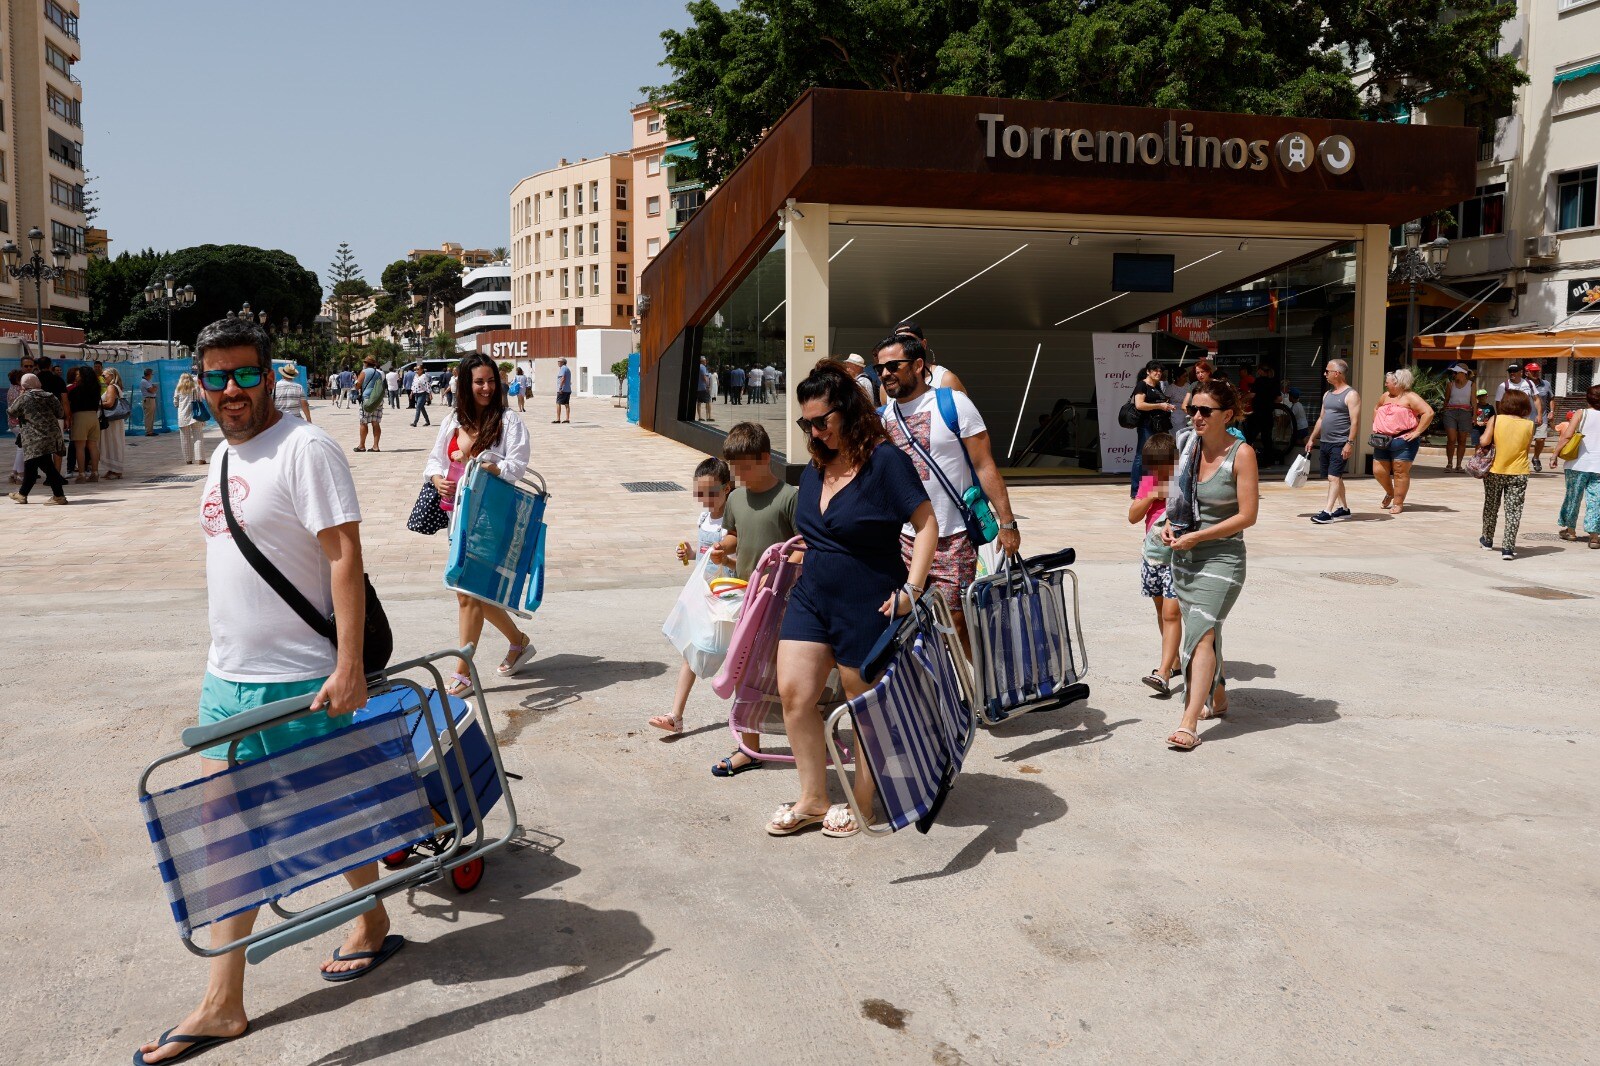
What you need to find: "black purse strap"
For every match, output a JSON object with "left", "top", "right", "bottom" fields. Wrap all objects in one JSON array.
[{"left": 219, "top": 450, "right": 336, "bottom": 643}]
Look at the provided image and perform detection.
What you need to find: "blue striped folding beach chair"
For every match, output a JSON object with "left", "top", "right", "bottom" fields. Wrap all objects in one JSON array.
[
  {"left": 445, "top": 462, "right": 550, "bottom": 617},
  {"left": 825, "top": 595, "right": 977, "bottom": 836},
  {"left": 963, "top": 548, "right": 1090, "bottom": 725}
]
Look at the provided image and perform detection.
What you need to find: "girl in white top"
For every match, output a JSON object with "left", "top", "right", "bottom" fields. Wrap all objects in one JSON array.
[
  {"left": 173, "top": 372, "right": 207, "bottom": 465},
  {"left": 424, "top": 353, "right": 534, "bottom": 695},
  {"left": 649, "top": 457, "right": 733, "bottom": 735},
  {"left": 1555, "top": 384, "right": 1600, "bottom": 547}
]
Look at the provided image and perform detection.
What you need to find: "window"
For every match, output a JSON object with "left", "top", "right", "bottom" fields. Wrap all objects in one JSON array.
[
  {"left": 46, "top": 87, "right": 80, "bottom": 128},
  {"left": 616, "top": 181, "right": 627, "bottom": 209},
  {"left": 576, "top": 267, "right": 584, "bottom": 297},
  {"left": 45, "top": 1, "right": 78, "bottom": 40},
  {"left": 1555, "top": 68, "right": 1600, "bottom": 116},
  {"left": 647, "top": 237, "right": 661, "bottom": 258},
  {"left": 560, "top": 229, "right": 569, "bottom": 258},
  {"left": 616, "top": 222, "right": 628, "bottom": 252},
  {"left": 591, "top": 264, "right": 599, "bottom": 293},
  {"left": 575, "top": 183, "right": 584, "bottom": 215},
  {"left": 672, "top": 188, "right": 705, "bottom": 226},
  {"left": 590, "top": 181, "right": 600, "bottom": 211},
  {"left": 647, "top": 116, "right": 662, "bottom": 134},
  {"left": 534, "top": 273, "right": 541, "bottom": 300},
  {"left": 0, "top": 201, "right": 9, "bottom": 234},
  {"left": 560, "top": 187, "right": 568, "bottom": 218},
  {"left": 571, "top": 226, "right": 582, "bottom": 257},
  {"left": 560, "top": 269, "right": 569, "bottom": 299},
  {"left": 590, "top": 222, "right": 600, "bottom": 254},
  {"left": 534, "top": 233, "right": 541, "bottom": 264},
  {"left": 646, "top": 196, "right": 661, "bottom": 217},
  {"left": 575, "top": 308, "right": 584, "bottom": 325},
  {"left": 646, "top": 156, "right": 661, "bottom": 177},
  {"left": 1557, "top": 166, "right": 1598, "bottom": 231},
  {"left": 534, "top": 195, "right": 541, "bottom": 224},
  {"left": 52, "top": 221, "right": 83, "bottom": 255},
  {"left": 561, "top": 310, "right": 569, "bottom": 326},
  {"left": 50, "top": 177, "right": 81, "bottom": 211},
  {"left": 1422, "top": 183, "right": 1505, "bottom": 241},
  {"left": 616, "top": 264, "right": 629, "bottom": 294},
  {"left": 46, "top": 42, "right": 73, "bottom": 79}
]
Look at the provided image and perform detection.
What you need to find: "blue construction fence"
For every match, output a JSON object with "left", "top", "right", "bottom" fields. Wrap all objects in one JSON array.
[
  {"left": 627, "top": 352, "right": 640, "bottom": 425},
  {"left": 3, "top": 356, "right": 296, "bottom": 436}
]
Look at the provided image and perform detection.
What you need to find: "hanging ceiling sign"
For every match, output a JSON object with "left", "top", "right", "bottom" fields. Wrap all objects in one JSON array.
[{"left": 979, "top": 113, "right": 1354, "bottom": 177}]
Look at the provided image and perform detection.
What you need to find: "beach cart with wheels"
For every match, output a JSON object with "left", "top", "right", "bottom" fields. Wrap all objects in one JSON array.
[
  {"left": 823, "top": 593, "right": 978, "bottom": 837},
  {"left": 962, "top": 547, "right": 1090, "bottom": 725},
  {"left": 137, "top": 645, "right": 518, "bottom": 962},
  {"left": 445, "top": 461, "right": 551, "bottom": 618}
]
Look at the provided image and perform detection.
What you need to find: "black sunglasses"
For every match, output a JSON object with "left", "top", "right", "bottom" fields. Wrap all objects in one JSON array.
[
  {"left": 875, "top": 358, "right": 912, "bottom": 374},
  {"left": 1189, "top": 404, "right": 1226, "bottom": 419},
  {"left": 199, "top": 367, "right": 265, "bottom": 391},
  {"left": 795, "top": 407, "right": 841, "bottom": 434}
]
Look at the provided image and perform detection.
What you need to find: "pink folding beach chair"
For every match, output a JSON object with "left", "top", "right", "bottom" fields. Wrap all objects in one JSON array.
[{"left": 710, "top": 537, "right": 845, "bottom": 765}]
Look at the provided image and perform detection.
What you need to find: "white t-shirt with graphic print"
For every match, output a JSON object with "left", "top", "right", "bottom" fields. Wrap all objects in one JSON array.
[
  {"left": 200, "top": 415, "right": 363, "bottom": 683},
  {"left": 883, "top": 386, "right": 987, "bottom": 539}
]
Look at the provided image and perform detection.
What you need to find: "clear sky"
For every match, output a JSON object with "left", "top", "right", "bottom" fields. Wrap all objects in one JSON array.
[{"left": 86, "top": 0, "right": 693, "bottom": 291}]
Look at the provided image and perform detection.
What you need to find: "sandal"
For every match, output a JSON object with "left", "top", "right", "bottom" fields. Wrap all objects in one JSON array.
[
  {"left": 1558, "top": 528, "right": 1577, "bottom": 542},
  {"left": 1141, "top": 671, "right": 1171, "bottom": 697},
  {"left": 766, "top": 802, "right": 826, "bottom": 836},
  {"left": 1200, "top": 699, "right": 1229, "bottom": 720},
  {"left": 1167, "top": 728, "right": 1200, "bottom": 751},
  {"left": 444, "top": 672, "right": 474, "bottom": 698},
  {"left": 711, "top": 751, "right": 761, "bottom": 777},
  {"left": 498, "top": 638, "right": 536, "bottom": 676},
  {"left": 353, "top": 446, "right": 366, "bottom": 452},
  {"left": 647, "top": 714, "right": 682, "bottom": 734},
  {"left": 1379, "top": 494, "right": 1392, "bottom": 509},
  {"left": 822, "top": 803, "right": 860, "bottom": 838},
  {"left": 134, "top": 1023, "right": 251, "bottom": 1065},
  {"left": 1591, "top": 534, "right": 1600, "bottom": 550}
]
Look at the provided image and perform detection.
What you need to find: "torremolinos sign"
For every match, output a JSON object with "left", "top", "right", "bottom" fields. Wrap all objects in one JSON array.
[{"left": 979, "top": 113, "right": 1354, "bottom": 176}]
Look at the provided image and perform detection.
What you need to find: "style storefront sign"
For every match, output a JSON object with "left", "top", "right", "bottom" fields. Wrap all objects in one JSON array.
[{"left": 979, "top": 113, "right": 1354, "bottom": 177}]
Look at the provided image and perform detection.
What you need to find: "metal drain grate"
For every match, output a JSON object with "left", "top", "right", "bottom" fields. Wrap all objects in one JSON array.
[
  {"left": 621, "top": 481, "right": 684, "bottom": 493},
  {"left": 1496, "top": 586, "right": 1589, "bottom": 601},
  {"left": 1321, "top": 571, "right": 1398, "bottom": 586},
  {"left": 143, "top": 474, "right": 207, "bottom": 484}
]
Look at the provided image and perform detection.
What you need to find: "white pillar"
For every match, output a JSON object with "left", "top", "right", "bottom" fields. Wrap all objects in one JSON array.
[
  {"left": 1351, "top": 224, "right": 1391, "bottom": 474},
  {"left": 783, "top": 203, "right": 829, "bottom": 463}
]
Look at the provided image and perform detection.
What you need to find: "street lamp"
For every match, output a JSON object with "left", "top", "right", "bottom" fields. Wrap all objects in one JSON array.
[
  {"left": 2, "top": 226, "right": 73, "bottom": 353},
  {"left": 1389, "top": 219, "right": 1450, "bottom": 367},
  {"left": 143, "top": 271, "right": 197, "bottom": 359}
]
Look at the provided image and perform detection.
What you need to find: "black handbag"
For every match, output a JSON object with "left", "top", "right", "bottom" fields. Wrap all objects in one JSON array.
[
  {"left": 220, "top": 452, "right": 393, "bottom": 678},
  {"left": 407, "top": 479, "right": 450, "bottom": 535},
  {"left": 1117, "top": 388, "right": 1141, "bottom": 429}
]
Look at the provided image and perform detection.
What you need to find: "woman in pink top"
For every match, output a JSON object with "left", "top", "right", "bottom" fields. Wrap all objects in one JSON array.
[{"left": 1369, "top": 369, "right": 1434, "bottom": 515}]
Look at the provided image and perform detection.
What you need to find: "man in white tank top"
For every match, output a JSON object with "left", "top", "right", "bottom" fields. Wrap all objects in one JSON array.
[{"left": 894, "top": 320, "right": 967, "bottom": 393}]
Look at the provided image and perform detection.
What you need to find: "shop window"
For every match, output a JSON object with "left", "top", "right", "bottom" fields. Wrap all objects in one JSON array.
[{"left": 1557, "top": 166, "right": 1598, "bottom": 231}]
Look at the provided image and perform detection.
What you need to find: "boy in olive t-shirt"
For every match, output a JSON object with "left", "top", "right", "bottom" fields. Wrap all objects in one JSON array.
[{"left": 706, "top": 422, "right": 797, "bottom": 776}]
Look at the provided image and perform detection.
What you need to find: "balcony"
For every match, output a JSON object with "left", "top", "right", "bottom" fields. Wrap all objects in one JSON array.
[{"left": 44, "top": 1, "right": 78, "bottom": 41}]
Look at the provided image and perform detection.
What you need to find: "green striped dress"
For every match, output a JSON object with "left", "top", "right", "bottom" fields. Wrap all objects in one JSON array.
[{"left": 1172, "top": 439, "right": 1247, "bottom": 692}]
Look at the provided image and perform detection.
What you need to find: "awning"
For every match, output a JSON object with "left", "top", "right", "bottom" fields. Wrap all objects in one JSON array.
[
  {"left": 1413, "top": 325, "right": 1600, "bottom": 361},
  {"left": 662, "top": 140, "right": 698, "bottom": 162},
  {"left": 1554, "top": 61, "right": 1600, "bottom": 85}
]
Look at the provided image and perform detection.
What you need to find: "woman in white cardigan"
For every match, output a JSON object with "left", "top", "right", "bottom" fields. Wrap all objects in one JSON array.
[{"left": 425, "top": 353, "right": 535, "bottom": 696}]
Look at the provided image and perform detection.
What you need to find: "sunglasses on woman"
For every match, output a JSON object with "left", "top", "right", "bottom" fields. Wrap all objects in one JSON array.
[
  {"left": 199, "top": 367, "right": 265, "bottom": 391},
  {"left": 794, "top": 407, "right": 841, "bottom": 434},
  {"left": 1189, "top": 404, "right": 1226, "bottom": 419}
]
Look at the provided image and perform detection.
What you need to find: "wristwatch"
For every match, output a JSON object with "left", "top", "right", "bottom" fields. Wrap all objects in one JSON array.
[{"left": 998, "top": 521, "right": 1019, "bottom": 531}]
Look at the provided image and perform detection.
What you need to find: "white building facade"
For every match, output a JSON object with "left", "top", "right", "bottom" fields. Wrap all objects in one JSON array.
[{"left": 454, "top": 261, "right": 511, "bottom": 352}]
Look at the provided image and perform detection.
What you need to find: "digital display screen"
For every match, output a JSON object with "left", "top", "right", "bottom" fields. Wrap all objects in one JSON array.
[{"left": 1112, "top": 253, "right": 1175, "bottom": 293}]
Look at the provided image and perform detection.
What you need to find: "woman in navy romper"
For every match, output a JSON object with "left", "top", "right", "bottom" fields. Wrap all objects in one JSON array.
[{"left": 770, "top": 361, "right": 938, "bottom": 838}]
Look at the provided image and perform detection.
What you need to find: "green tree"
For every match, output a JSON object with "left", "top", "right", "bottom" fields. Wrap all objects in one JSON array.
[
  {"left": 103, "top": 244, "right": 322, "bottom": 350},
  {"left": 70, "top": 247, "right": 168, "bottom": 341},
  {"left": 428, "top": 332, "right": 458, "bottom": 360},
  {"left": 366, "top": 253, "right": 466, "bottom": 352},
  {"left": 491, "top": 246, "right": 508, "bottom": 261},
  {"left": 326, "top": 242, "right": 372, "bottom": 345},
  {"left": 647, "top": 0, "right": 1524, "bottom": 186}
]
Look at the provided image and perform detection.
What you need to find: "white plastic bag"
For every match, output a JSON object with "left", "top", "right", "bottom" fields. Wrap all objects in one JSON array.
[
  {"left": 662, "top": 551, "right": 744, "bottom": 678},
  {"left": 1284, "top": 452, "right": 1310, "bottom": 489}
]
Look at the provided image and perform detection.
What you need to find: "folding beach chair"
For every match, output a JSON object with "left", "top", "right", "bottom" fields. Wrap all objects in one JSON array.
[
  {"left": 962, "top": 547, "right": 1090, "bottom": 725},
  {"left": 824, "top": 594, "right": 977, "bottom": 836},
  {"left": 138, "top": 645, "right": 518, "bottom": 963},
  {"left": 445, "top": 461, "right": 551, "bottom": 618}
]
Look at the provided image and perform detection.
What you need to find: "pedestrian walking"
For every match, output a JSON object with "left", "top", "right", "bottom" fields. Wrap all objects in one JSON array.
[
  {"left": 1369, "top": 368, "right": 1433, "bottom": 515},
  {"left": 553, "top": 358, "right": 572, "bottom": 423},
  {"left": 695, "top": 357, "right": 713, "bottom": 422},
  {"left": 1477, "top": 388, "right": 1534, "bottom": 560},
  {"left": 140, "top": 367, "right": 163, "bottom": 436},
  {"left": 1162, "top": 378, "right": 1258, "bottom": 751},
  {"left": 1525, "top": 362, "right": 1555, "bottom": 472},
  {"left": 410, "top": 364, "right": 432, "bottom": 426},
  {"left": 6, "top": 373, "right": 68, "bottom": 504},
  {"left": 876, "top": 333, "right": 1021, "bottom": 656},
  {"left": 1441, "top": 363, "right": 1475, "bottom": 471},
  {"left": 1129, "top": 432, "right": 1180, "bottom": 697},
  {"left": 385, "top": 366, "right": 401, "bottom": 409},
  {"left": 174, "top": 372, "right": 208, "bottom": 465},
  {"left": 66, "top": 365, "right": 101, "bottom": 482},
  {"left": 747, "top": 364, "right": 764, "bottom": 405},
  {"left": 6, "top": 368, "right": 22, "bottom": 484},
  {"left": 728, "top": 364, "right": 745, "bottom": 405},
  {"left": 1129, "top": 360, "right": 1176, "bottom": 496},
  {"left": 424, "top": 353, "right": 535, "bottom": 696},
  {"left": 768, "top": 360, "right": 936, "bottom": 838},
  {"left": 1555, "top": 384, "right": 1600, "bottom": 548},
  {"left": 1304, "top": 359, "right": 1360, "bottom": 523},
  {"left": 355, "top": 356, "right": 385, "bottom": 452},
  {"left": 1495, "top": 362, "right": 1540, "bottom": 467},
  {"left": 273, "top": 364, "right": 312, "bottom": 422},
  {"left": 134, "top": 315, "right": 397, "bottom": 1066},
  {"left": 100, "top": 368, "right": 128, "bottom": 480}
]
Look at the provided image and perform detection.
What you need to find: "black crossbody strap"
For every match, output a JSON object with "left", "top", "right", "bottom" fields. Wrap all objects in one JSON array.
[
  {"left": 889, "top": 401, "right": 967, "bottom": 512},
  {"left": 219, "top": 451, "right": 336, "bottom": 643}
]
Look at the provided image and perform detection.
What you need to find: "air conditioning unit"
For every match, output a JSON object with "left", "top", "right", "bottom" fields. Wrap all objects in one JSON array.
[{"left": 1524, "top": 234, "right": 1559, "bottom": 259}]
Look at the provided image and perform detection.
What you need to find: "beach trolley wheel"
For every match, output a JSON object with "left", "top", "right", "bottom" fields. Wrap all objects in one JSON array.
[
  {"left": 381, "top": 848, "right": 412, "bottom": 869},
  {"left": 451, "top": 857, "right": 485, "bottom": 893}
]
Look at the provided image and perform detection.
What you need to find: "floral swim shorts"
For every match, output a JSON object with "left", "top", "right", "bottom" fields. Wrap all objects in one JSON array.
[
  {"left": 1140, "top": 558, "right": 1175, "bottom": 599},
  {"left": 900, "top": 531, "right": 978, "bottom": 614}
]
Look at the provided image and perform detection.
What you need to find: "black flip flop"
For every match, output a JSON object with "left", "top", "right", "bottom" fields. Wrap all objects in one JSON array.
[
  {"left": 320, "top": 934, "right": 405, "bottom": 983},
  {"left": 711, "top": 752, "right": 761, "bottom": 777},
  {"left": 133, "top": 1023, "right": 249, "bottom": 1064}
]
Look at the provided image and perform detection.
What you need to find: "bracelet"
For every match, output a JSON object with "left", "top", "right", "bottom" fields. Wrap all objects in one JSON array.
[
  {"left": 904, "top": 582, "right": 924, "bottom": 595},
  {"left": 998, "top": 520, "right": 1018, "bottom": 531}
]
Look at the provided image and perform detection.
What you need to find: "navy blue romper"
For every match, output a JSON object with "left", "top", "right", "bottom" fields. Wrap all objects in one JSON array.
[{"left": 780, "top": 442, "right": 930, "bottom": 668}]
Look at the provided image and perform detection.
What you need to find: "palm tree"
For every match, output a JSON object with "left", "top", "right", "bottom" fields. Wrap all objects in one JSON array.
[{"left": 491, "top": 246, "right": 508, "bottom": 263}]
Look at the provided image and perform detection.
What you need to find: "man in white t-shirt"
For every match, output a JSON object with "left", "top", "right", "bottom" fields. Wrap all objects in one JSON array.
[
  {"left": 747, "top": 365, "right": 763, "bottom": 405},
  {"left": 385, "top": 367, "right": 401, "bottom": 408},
  {"left": 1496, "top": 361, "right": 1543, "bottom": 469},
  {"left": 876, "top": 334, "right": 1020, "bottom": 652},
  {"left": 136, "top": 317, "right": 398, "bottom": 1065}
]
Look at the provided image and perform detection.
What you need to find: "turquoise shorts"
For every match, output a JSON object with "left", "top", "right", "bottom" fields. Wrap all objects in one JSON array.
[{"left": 198, "top": 672, "right": 352, "bottom": 762}]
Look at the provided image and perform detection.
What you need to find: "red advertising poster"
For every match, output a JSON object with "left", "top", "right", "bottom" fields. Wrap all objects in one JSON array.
[
  {"left": 1158, "top": 312, "right": 1218, "bottom": 353},
  {"left": 0, "top": 317, "right": 85, "bottom": 344}
]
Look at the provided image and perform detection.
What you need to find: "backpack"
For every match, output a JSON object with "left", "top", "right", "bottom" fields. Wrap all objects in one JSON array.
[{"left": 360, "top": 368, "right": 385, "bottom": 412}]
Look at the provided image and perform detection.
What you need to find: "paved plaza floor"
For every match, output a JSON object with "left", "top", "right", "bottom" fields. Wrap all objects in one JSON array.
[{"left": 2, "top": 396, "right": 1597, "bottom": 1064}]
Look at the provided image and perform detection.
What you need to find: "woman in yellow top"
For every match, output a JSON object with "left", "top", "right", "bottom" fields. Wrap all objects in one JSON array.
[{"left": 1476, "top": 388, "right": 1534, "bottom": 560}]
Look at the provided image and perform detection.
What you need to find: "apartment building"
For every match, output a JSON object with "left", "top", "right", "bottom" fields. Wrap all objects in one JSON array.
[
  {"left": 453, "top": 259, "right": 510, "bottom": 352},
  {"left": 508, "top": 153, "right": 634, "bottom": 330},
  {"left": 405, "top": 242, "right": 494, "bottom": 339},
  {"left": 628, "top": 102, "right": 711, "bottom": 307},
  {"left": 1395, "top": 0, "right": 1600, "bottom": 395},
  {"left": 0, "top": 0, "right": 87, "bottom": 322}
]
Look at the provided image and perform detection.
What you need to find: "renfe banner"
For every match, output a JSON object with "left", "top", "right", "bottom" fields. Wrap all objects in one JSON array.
[{"left": 1091, "top": 332, "right": 1151, "bottom": 474}]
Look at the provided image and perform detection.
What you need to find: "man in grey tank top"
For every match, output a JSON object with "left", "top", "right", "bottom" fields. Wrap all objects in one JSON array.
[{"left": 1303, "top": 359, "right": 1361, "bottom": 523}]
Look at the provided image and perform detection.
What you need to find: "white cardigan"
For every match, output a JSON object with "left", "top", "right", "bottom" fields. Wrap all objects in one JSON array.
[{"left": 423, "top": 410, "right": 531, "bottom": 484}]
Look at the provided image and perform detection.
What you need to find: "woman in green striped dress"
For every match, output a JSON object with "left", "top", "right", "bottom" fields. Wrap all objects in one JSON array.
[{"left": 1163, "top": 378, "right": 1259, "bottom": 751}]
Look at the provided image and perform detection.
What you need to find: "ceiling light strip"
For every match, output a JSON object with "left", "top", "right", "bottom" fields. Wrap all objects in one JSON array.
[
  {"left": 901, "top": 243, "right": 1029, "bottom": 322},
  {"left": 1053, "top": 293, "right": 1126, "bottom": 328}
]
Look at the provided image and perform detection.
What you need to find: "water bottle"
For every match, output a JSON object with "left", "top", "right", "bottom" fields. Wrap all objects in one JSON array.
[{"left": 440, "top": 460, "right": 464, "bottom": 512}]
